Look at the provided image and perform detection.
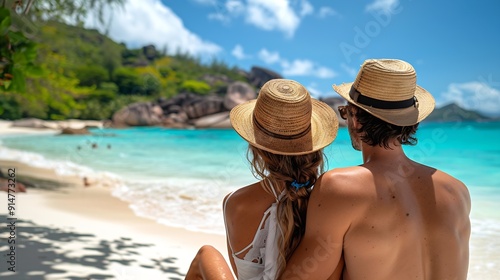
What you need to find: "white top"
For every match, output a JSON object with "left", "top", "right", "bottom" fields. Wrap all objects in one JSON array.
[{"left": 223, "top": 188, "right": 284, "bottom": 280}]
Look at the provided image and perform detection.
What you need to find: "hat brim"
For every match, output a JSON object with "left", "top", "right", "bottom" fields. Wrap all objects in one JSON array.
[
  {"left": 332, "top": 83, "right": 435, "bottom": 126},
  {"left": 230, "top": 99, "right": 338, "bottom": 155}
]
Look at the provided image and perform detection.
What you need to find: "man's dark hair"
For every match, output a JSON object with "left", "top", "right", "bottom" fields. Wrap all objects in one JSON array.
[{"left": 349, "top": 104, "right": 419, "bottom": 148}]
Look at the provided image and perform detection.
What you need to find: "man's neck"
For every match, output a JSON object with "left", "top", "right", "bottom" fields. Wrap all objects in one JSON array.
[{"left": 361, "top": 141, "right": 408, "bottom": 164}]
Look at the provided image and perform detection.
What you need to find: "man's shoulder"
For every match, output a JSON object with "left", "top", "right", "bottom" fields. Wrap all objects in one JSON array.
[
  {"left": 313, "top": 166, "right": 373, "bottom": 200},
  {"left": 431, "top": 168, "right": 471, "bottom": 205},
  {"left": 306, "top": 167, "right": 372, "bottom": 230}
]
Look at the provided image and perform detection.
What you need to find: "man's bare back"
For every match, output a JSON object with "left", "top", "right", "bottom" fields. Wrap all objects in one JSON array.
[
  {"left": 344, "top": 160, "right": 470, "bottom": 279},
  {"left": 282, "top": 150, "right": 470, "bottom": 280}
]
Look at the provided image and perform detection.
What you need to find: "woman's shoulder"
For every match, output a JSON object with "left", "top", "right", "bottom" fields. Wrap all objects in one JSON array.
[
  {"left": 223, "top": 182, "right": 275, "bottom": 219},
  {"left": 224, "top": 182, "right": 263, "bottom": 211}
]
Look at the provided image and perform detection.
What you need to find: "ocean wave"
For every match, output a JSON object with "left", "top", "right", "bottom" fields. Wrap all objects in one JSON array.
[
  {"left": 0, "top": 143, "right": 95, "bottom": 177},
  {"left": 469, "top": 218, "right": 500, "bottom": 279},
  {"left": 112, "top": 177, "right": 237, "bottom": 235},
  {"left": 0, "top": 142, "right": 234, "bottom": 235}
]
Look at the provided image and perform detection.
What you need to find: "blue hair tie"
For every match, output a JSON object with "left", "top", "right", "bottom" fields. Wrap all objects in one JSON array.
[{"left": 291, "top": 180, "right": 310, "bottom": 190}]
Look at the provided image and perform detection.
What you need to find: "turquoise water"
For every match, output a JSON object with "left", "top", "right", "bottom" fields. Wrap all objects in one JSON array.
[{"left": 1, "top": 122, "right": 500, "bottom": 233}]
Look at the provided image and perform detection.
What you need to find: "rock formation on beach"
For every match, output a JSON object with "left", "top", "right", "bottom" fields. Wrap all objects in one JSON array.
[
  {"left": 111, "top": 66, "right": 282, "bottom": 129},
  {"left": 112, "top": 102, "right": 164, "bottom": 127},
  {"left": 248, "top": 66, "right": 283, "bottom": 88}
]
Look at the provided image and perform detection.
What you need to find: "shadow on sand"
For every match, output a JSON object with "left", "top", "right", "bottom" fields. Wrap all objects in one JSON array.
[{"left": 0, "top": 215, "right": 184, "bottom": 279}]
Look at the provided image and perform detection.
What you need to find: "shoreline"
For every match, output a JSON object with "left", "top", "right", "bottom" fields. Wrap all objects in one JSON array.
[
  {"left": 0, "top": 119, "right": 103, "bottom": 136},
  {"left": 0, "top": 158, "right": 228, "bottom": 279}
]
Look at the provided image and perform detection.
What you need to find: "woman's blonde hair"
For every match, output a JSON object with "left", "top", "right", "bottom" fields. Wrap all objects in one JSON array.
[{"left": 247, "top": 144, "right": 325, "bottom": 278}]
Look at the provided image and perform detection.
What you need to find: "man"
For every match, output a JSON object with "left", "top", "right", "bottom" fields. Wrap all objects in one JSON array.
[{"left": 281, "top": 59, "right": 471, "bottom": 280}]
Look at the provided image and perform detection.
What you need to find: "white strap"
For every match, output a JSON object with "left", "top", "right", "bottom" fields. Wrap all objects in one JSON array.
[
  {"left": 263, "top": 180, "right": 280, "bottom": 202},
  {"left": 270, "top": 184, "right": 279, "bottom": 202},
  {"left": 233, "top": 208, "right": 272, "bottom": 256},
  {"left": 224, "top": 189, "right": 274, "bottom": 258}
]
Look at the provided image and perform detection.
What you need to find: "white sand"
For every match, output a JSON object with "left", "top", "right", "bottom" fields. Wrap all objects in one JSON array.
[
  {"left": 0, "top": 120, "right": 58, "bottom": 136},
  {"left": 0, "top": 161, "right": 227, "bottom": 279},
  {"left": 0, "top": 119, "right": 104, "bottom": 135}
]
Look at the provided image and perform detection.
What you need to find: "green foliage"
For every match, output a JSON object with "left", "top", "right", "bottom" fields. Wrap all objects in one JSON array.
[
  {"left": 180, "top": 80, "right": 211, "bottom": 95},
  {"left": 75, "top": 64, "right": 109, "bottom": 87},
  {"left": 142, "top": 74, "right": 161, "bottom": 95},
  {"left": 0, "top": 93, "right": 23, "bottom": 119},
  {"left": 38, "top": 22, "right": 123, "bottom": 76},
  {"left": 27, "top": 0, "right": 126, "bottom": 27},
  {"left": 99, "top": 82, "right": 118, "bottom": 93},
  {"left": 0, "top": 7, "right": 41, "bottom": 93},
  {"left": 113, "top": 67, "right": 144, "bottom": 95},
  {"left": 122, "top": 47, "right": 145, "bottom": 66},
  {"left": 101, "top": 40, "right": 122, "bottom": 77},
  {"left": 0, "top": 73, "right": 87, "bottom": 120}
]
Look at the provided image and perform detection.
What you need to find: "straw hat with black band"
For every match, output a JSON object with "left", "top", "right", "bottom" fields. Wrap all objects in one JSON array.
[
  {"left": 333, "top": 59, "right": 435, "bottom": 126},
  {"left": 230, "top": 79, "right": 338, "bottom": 156}
]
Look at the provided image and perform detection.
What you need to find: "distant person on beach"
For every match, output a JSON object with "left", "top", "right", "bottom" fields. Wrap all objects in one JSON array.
[
  {"left": 0, "top": 169, "right": 27, "bottom": 192},
  {"left": 281, "top": 59, "right": 471, "bottom": 279},
  {"left": 0, "top": 178, "right": 27, "bottom": 192},
  {"left": 185, "top": 79, "right": 339, "bottom": 279}
]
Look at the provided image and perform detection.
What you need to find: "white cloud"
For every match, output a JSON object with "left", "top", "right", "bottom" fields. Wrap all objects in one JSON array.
[
  {"left": 231, "top": 44, "right": 250, "bottom": 59},
  {"left": 208, "top": 0, "right": 312, "bottom": 37},
  {"left": 246, "top": 0, "right": 300, "bottom": 38},
  {"left": 84, "top": 0, "right": 221, "bottom": 56},
  {"left": 316, "top": 67, "right": 337, "bottom": 79},
  {"left": 258, "top": 49, "right": 281, "bottom": 64},
  {"left": 257, "top": 48, "right": 336, "bottom": 79},
  {"left": 300, "top": 0, "right": 314, "bottom": 17},
  {"left": 281, "top": 59, "right": 337, "bottom": 79},
  {"left": 319, "top": 6, "right": 339, "bottom": 18},
  {"left": 365, "top": 0, "right": 399, "bottom": 13},
  {"left": 226, "top": 0, "right": 246, "bottom": 15},
  {"left": 208, "top": 12, "right": 230, "bottom": 22},
  {"left": 439, "top": 81, "right": 500, "bottom": 116},
  {"left": 281, "top": 59, "right": 314, "bottom": 76}
]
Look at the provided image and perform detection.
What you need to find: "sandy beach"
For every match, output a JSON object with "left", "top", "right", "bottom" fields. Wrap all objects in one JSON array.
[
  {"left": 0, "top": 120, "right": 228, "bottom": 279},
  {"left": 0, "top": 160, "right": 227, "bottom": 279}
]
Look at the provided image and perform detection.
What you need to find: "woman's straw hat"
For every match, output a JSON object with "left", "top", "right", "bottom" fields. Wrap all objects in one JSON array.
[
  {"left": 333, "top": 59, "right": 435, "bottom": 126},
  {"left": 230, "top": 79, "right": 338, "bottom": 155}
]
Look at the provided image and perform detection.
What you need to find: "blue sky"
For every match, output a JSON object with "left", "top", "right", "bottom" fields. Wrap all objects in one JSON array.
[{"left": 85, "top": 0, "right": 500, "bottom": 116}]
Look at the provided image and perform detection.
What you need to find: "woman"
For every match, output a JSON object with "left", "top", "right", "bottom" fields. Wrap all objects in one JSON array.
[{"left": 186, "top": 79, "right": 339, "bottom": 280}]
